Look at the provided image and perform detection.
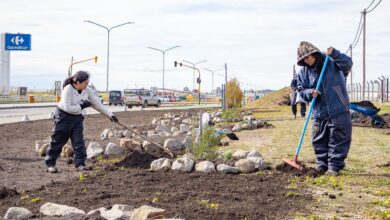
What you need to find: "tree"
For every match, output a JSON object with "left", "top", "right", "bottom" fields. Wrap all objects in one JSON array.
[{"left": 226, "top": 78, "right": 243, "bottom": 108}]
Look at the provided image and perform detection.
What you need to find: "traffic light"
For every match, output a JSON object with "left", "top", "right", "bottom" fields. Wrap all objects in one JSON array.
[
  {"left": 197, "top": 78, "right": 201, "bottom": 84},
  {"left": 174, "top": 61, "right": 182, "bottom": 67},
  {"left": 94, "top": 56, "right": 98, "bottom": 63},
  {"left": 174, "top": 61, "right": 177, "bottom": 67}
]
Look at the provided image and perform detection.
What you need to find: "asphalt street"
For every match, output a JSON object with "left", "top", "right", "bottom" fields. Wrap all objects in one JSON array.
[{"left": 0, "top": 103, "right": 220, "bottom": 124}]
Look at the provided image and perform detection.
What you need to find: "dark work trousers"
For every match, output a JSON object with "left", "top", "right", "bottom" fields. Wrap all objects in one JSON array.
[
  {"left": 291, "top": 92, "right": 307, "bottom": 117},
  {"left": 312, "top": 112, "right": 352, "bottom": 172},
  {"left": 45, "top": 108, "right": 86, "bottom": 168}
]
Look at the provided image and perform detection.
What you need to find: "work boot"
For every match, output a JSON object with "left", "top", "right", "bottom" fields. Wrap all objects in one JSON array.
[
  {"left": 314, "top": 166, "right": 327, "bottom": 175},
  {"left": 76, "top": 165, "right": 91, "bottom": 171},
  {"left": 46, "top": 166, "right": 58, "bottom": 173},
  {"left": 327, "top": 170, "right": 339, "bottom": 177}
]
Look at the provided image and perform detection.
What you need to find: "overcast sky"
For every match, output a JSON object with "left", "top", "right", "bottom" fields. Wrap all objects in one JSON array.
[{"left": 0, "top": 0, "right": 389, "bottom": 92}]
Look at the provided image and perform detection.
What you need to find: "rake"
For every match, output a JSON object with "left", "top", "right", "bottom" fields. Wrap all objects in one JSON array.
[{"left": 282, "top": 55, "right": 330, "bottom": 170}]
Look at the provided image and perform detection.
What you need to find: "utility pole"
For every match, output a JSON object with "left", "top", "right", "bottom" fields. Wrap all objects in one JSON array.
[
  {"left": 362, "top": 9, "right": 367, "bottom": 100},
  {"left": 349, "top": 44, "right": 353, "bottom": 100},
  {"left": 224, "top": 63, "right": 228, "bottom": 110}
]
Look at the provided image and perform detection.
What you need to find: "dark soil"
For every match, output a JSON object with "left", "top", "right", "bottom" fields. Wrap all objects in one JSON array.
[
  {"left": 0, "top": 186, "right": 18, "bottom": 200},
  {"left": 0, "top": 169, "right": 312, "bottom": 220},
  {"left": 115, "top": 151, "right": 158, "bottom": 169},
  {"left": 0, "top": 109, "right": 314, "bottom": 219},
  {"left": 276, "top": 163, "right": 322, "bottom": 178}
]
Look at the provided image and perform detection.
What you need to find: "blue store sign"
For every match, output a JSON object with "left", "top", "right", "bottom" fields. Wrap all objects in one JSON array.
[{"left": 4, "top": 33, "right": 31, "bottom": 51}]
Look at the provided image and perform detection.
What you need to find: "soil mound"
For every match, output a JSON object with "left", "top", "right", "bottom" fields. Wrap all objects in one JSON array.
[
  {"left": 116, "top": 151, "right": 158, "bottom": 169},
  {"left": 276, "top": 163, "right": 321, "bottom": 178},
  {"left": 0, "top": 186, "right": 18, "bottom": 200}
]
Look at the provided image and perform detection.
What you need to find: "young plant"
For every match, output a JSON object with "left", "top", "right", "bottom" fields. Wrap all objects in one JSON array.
[{"left": 192, "top": 125, "right": 221, "bottom": 160}]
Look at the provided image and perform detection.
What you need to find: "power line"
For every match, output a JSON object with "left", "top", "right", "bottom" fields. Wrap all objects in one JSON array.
[
  {"left": 366, "top": 0, "right": 382, "bottom": 13},
  {"left": 346, "top": 13, "right": 363, "bottom": 53},
  {"left": 366, "top": 0, "right": 376, "bottom": 10}
]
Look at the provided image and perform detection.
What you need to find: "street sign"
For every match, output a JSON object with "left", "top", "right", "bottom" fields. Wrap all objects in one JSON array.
[{"left": 4, "top": 33, "right": 31, "bottom": 51}]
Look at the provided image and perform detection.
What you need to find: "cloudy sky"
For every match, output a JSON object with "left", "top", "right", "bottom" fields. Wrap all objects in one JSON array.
[{"left": 0, "top": 0, "right": 389, "bottom": 92}]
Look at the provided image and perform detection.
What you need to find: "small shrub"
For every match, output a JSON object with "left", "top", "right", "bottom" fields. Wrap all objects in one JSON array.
[
  {"left": 221, "top": 109, "right": 240, "bottom": 121},
  {"left": 221, "top": 150, "right": 233, "bottom": 160},
  {"left": 192, "top": 126, "right": 221, "bottom": 160}
]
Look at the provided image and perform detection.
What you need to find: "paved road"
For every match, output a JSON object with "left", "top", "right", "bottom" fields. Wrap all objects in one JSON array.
[{"left": 0, "top": 103, "right": 220, "bottom": 124}]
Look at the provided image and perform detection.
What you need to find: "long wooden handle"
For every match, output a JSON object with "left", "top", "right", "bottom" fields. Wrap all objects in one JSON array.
[{"left": 90, "top": 105, "right": 174, "bottom": 158}]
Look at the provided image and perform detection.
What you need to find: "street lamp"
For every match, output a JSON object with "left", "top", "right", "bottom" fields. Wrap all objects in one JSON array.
[
  {"left": 202, "top": 68, "right": 223, "bottom": 94},
  {"left": 183, "top": 60, "right": 207, "bottom": 91},
  {"left": 84, "top": 20, "right": 134, "bottom": 95},
  {"left": 147, "top": 45, "right": 180, "bottom": 95}
]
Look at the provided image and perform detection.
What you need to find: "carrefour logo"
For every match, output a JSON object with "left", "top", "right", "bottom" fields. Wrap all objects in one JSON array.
[{"left": 4, "top": 33, "right": 31, "bottom": 51}]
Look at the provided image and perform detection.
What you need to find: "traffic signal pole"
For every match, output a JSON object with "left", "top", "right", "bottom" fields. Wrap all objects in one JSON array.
[{"left": 174, "top": 61, "right": 202, "bottom": 105}]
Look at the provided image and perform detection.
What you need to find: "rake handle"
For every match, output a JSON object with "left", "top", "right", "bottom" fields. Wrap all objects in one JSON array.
[
  {"left": 294, "top": 55, "right": 330, "bottom": 161},
  {"left": 90, "top": 105, "right": 174, "bottom": 158}
]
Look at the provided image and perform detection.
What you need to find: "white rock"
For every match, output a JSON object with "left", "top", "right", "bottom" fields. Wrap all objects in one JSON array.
[
  {"left": 147, "top": 131, "right": 156, "bottom": 137},
  {"left": 150, "top": 158, "right": 172, "bottom": 171},
  {"left": 100, "top": 204, "right": 134, "bottom": 220},
  {"left": 181, "top": 118, "right": 191, "bottom": 125},
  {"left": 164, "top": 139, "right": 183, "bottom": 151},
  {"left": 172, "top": 117, "right": 182, "bottom": 124},
  {"left": 151, "top": 118, "right": 158, "bottom": 125},
  {"left": 171, "top": 127, "right": 179, "bottom": 133},
  {"left": 101, "top": 128, "right": 113, "bottom": 138},
  {"left": 113, "top": 130, "right": 124, "bottom": 138},
  {"left": 123, "top": 130, "right": 133, "bottom": 138},
  {"left": 86, "top": 142, "right": 103, "bottom": 159},
  {"left": 143, "top": 141, "right": 162, "bottom": 154},
  {"left": 40, "top": 202, "right": 85, "bottom": 217},
  {"left": 160, "top": 119, "right": 171, "bottom": 127},
  {"left": 232, "top": 150, "right": 250, "bottom": 160},
  {"left": 216, "top": 164, "right": 240, "bottom": 174},
  {"left": 182, "top": 136, "right": 193, "bottom": 149},
  {"left": 172, "top": 131, "right": 182, "bottom": 137},
  {"left": 147, "top": 134, "right": 162, "bottom": 142},
  {"left": 195, "top": 161, "right": 216, "bottom": 173},
  {"left": 86, "top": 207, "right": 107, "bottom": 216},
  {"left": 235, "top": 159, "right": 256, "bottom": 173},
  {"left": 159, "top": 131, "right": 172, "bottom": 137},
  {"left": 104, "top": 143, "right": 124, "bottom": 155},
  {"left": 155, "top": 124, "right": 170, "bottom": 133},
  {"left": 171, "top": 156, "right": 195, "bottom": 172},
  {"left": 246, "top": 150, "right": 262, "bottom": 158},
  {"left": 131, "top": 205, "right": 165, "bottom": 220},
  {"left": 4, "top": 207, "right": 33, "bottom": 220},
  {"left": 247, "top": 156, "right": 265, "bottom": 170},
  {"left": 232, "top": 124, "right": 242, "bottom": 132},
  {"left": 179, "top": 124, "right": 190, "bottom": 133}
]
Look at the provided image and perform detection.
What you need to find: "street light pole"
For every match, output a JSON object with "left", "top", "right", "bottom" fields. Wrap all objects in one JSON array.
[
  {"left": 147, "top": 45, "right": 180, "bottom": 95},
  {"left": 183, "top": 60, "right": 207, "bottom": 91},
  {"left": 84, "top": 20, "right": 134, "bottom": 95},
  {"left": 202, "top": 68, "right": 223, "bottom": 93}
]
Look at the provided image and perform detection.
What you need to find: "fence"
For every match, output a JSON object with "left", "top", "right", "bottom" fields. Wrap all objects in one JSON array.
[{"left": 348, "top": 75, "right": 389, "bottom": 103}]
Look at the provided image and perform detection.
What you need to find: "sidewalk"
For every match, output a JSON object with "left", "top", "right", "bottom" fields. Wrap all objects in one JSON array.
[{"left": 0, "top": 102, "right": 58, "bottom": 110}]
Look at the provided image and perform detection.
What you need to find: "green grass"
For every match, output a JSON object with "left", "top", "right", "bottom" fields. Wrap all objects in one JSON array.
[{"left": 226, "top": 93, "right": 390, "bottom": 219}]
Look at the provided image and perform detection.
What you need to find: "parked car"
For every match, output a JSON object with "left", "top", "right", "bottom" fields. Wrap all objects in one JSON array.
[
  {"left": 124, "top": 89, "right": 161, "bottom": 108},
  {"left": 109, "top": 90, "right": 124, "bottom": 106},
  {"left": 162, "top": 96, "right": 169, "bottom": 103},
  {"left": 168, "top": 96, "right": 175, "bottom": 102}
]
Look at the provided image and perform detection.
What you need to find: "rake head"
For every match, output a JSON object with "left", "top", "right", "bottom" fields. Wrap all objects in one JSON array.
[{"left": 282, "top": 157, "right": 303, "bottom": 171}]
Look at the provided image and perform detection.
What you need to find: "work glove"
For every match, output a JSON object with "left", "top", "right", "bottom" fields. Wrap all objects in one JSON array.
[
  {"left": 80, "top": 100, "right": 91, "bottom": 109},
  {"left": 110, "top": 115, "right": 119, "bottom": 123}
]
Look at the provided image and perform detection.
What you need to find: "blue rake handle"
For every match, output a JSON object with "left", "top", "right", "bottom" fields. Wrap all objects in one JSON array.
[{"left": 293, "top": 55, "right": 330, "bottom": 162}]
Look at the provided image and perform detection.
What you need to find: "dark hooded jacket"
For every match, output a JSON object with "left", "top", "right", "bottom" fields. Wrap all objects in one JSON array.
[{"left": 296, "top": 41, "right": 352, "bottom": 119}]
